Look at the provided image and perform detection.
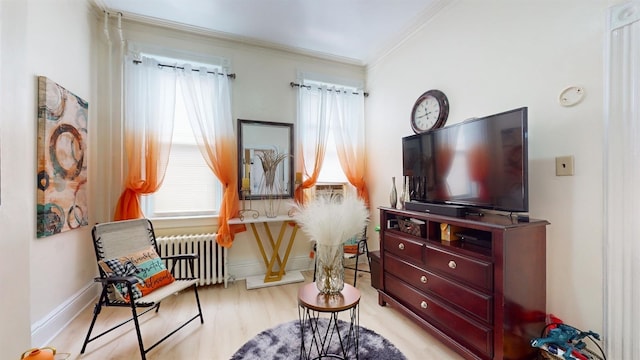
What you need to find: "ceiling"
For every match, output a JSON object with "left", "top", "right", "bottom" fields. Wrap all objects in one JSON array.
[{"left": 99, "top": 0, "right": 445, "bottom": 65}]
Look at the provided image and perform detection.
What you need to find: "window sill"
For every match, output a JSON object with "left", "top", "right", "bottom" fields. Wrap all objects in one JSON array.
[{"left": 149, "top": 215, "right": 219, "bottom": 231}]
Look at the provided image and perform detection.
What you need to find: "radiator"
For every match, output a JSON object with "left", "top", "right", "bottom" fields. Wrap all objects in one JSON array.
[{"left": 156, "top": 233, "right": 227, "bottom": 286}]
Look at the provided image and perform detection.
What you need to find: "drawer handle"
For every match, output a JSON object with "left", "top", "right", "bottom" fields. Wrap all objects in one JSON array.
[
  {"left": 420, "top": 301, "right": 428, "bottom": 309},
  {"left": 448, "top": 260, "right": 457, "bottom": 269},
  {"left": 420, "top": 275, "right": 428, "bottom": 284},
  {"left": 398, "top": 243, "right": 405, "bottom": 250}
]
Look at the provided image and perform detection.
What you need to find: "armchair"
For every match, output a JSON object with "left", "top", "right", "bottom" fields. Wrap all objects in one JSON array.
[{"left": 80, "top": 219, "right": 204, "bottom": 360}]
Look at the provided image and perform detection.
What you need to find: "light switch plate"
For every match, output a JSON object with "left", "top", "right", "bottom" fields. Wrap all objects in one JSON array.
[{"left": 555, "top": 156, "right": 574, "bottom": 176}]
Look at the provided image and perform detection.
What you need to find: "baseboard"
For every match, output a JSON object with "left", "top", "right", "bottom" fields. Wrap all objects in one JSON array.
[
  {"left": 31, "top": 282, "right": 99, "bottom": 347},
  {"left": 33, "top": 254, "right": 364, "bottom": 344},
  {"left": 227, "top": 254, "right": 368, "bottom": 282},
  {"left": 228, "top": 254, "right": 315, "bottom": 281}
]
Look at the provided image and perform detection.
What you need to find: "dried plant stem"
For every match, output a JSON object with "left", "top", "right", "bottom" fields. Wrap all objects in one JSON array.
[{"left": 256, "top": 150, "right": 289, "bottom": 188}]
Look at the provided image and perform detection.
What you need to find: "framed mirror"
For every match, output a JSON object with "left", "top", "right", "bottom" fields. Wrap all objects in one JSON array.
[{"left": 238, "top": 119, "right": 294, "bottom": 200}]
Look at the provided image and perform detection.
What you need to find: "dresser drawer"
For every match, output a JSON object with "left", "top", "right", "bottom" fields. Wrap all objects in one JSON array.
[
  {"left": 384, "top": 231, "right": 423, "bottom": 264},
  {"left": 425, "top": 245, "right": 493, "bottom": 291},
  {"left": 384, "top": 253, "right": 493, "bottom": 324},
  {"left": 385, "top": 274, "right": 493, "bottom": 359}
]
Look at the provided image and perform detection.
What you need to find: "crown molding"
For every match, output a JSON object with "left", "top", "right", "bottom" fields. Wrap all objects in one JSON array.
[
  {"left": 366, "top": 0, "right": 453, "bottom": 70},
  {"left": 92, "top": 0, "right": 449, "bottom": 68},
  {"left": 100, "top": 8, "right": 365, "bottom": 67}
]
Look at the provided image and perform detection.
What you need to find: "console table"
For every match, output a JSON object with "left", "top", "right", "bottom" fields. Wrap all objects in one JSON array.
[
  {"left": 298, "top": 282, "right": 360, "bottom": 360},
  {"left": 378, "top": 207, "right": 548, "bottom": 360},
  {"left": 229, "top": 215, "right": 304, "bottom": 289}
]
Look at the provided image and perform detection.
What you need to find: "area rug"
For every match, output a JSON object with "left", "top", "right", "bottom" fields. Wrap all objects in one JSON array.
[{"left": 230, "top": 319, "right": 407, "bottom": 360}]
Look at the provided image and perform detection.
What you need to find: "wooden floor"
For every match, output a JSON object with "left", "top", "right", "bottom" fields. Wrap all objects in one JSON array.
[{"left": 51, "top": 268, "right": 463, "bottom": 359}]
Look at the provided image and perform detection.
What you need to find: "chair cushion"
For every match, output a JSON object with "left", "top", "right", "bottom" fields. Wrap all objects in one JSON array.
[{"left": 99, "top": 245, "right": 175, "bottom": 301}]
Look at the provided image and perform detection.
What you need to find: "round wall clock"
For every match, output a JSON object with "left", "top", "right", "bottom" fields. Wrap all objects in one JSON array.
[{"left": 410, "top": 89, "right": 449, "bottom": 133}]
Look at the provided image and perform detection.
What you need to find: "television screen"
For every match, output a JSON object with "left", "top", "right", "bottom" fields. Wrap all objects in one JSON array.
[{"left": 402, "top": 107, "right": 528, "bottom": 213}]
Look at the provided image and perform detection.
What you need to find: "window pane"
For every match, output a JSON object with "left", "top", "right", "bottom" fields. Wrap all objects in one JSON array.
[
  {"left": 143, "top": 82, "right": 222, "bottom": 218},
  {"left": 152, "top": 143, "right": 220, "bottom": 216},
  {"left": 317, "top": 134, "right": 347, "bottom": 183}
]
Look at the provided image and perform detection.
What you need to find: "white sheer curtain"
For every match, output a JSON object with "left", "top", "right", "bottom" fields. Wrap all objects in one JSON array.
[
  {"left": 114, "top": 56, "right": 177, "bottom": 220},
  {"left": 328, "top": 89, "right": 369, "bottom": 204},
  {"left": 177, "top": 64, "right": 239, "bottom": 247},
  {"left": 295, "top": 85, "right": 331, "bottom": 203},
  {"left": 177, "top": 64, "right": 233, "bottom": 171},
  {"left": 604, "top": 2, "right": 640, "bottom": 358},
  {"left": 296, "top": 83, "right": 368, "bottom": 203}
]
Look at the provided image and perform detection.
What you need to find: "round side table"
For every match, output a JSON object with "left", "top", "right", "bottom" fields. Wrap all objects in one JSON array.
[{"left": 297, "top": 282, "right": 361, "bottom": 360}]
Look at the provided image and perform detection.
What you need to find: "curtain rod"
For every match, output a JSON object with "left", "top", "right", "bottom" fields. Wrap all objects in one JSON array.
[
  {"left": 290, "top": 82, "right": 369, "bottom": 97},
  {"left": 133, "top": 60, "right": 236, "bottom": 79}
]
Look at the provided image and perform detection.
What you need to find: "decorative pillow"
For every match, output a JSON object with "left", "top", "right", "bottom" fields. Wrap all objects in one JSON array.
[
  {"left": 99, "top": 245, "right": 175, "bottom": 302},
  {"left": 343, "top": 235, "right": 360, "bottom": 254}
]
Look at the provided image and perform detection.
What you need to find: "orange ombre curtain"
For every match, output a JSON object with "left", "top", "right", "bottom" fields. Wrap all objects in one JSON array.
[
  {"left": 329, "top": 89, "right": 370, "bottom": 205},
  {"left": 178, "top": 65, "right": 240, "bottom": 248},
  {"left": 295, "top": 85, "right": 331, "bottom": 203},
  {"left": 114, "top": 57, "right": 177, "bottom": 220}
]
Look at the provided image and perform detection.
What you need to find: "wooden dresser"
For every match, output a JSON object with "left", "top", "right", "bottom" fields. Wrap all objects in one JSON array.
[{"left": 378, "top": 207, "right": 548, "bottom": 360}]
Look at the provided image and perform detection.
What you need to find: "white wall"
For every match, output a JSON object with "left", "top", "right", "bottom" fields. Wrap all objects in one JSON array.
[
  {"left": 0, "top": 0, "right": 99, "bottom": 354},
  {"left": 0, "top": 0, "right": 32, "bottom": 356},
  {"left": 366, "top": 0, "right": 609, "bottom": 335}
]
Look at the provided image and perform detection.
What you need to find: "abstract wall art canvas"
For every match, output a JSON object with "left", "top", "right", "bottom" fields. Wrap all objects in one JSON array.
[{"left": 37, "top": 76, "right": 89, "bottom": 237}]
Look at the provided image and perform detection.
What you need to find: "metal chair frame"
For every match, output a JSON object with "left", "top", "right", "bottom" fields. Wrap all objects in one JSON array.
[
  {"left": 80, "top": 219, "right": 204, "bottom": 360},
  {"left": 343, "top": 236, "right": 371, "bottom": 287}
]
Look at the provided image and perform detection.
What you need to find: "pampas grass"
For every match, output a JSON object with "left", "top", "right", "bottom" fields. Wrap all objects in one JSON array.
[
  {"left": 292, "top": 193, "right": 369, "bottom": 247},
  {"left": 292, "top": 192, "right": 369, "bottom": 293}
]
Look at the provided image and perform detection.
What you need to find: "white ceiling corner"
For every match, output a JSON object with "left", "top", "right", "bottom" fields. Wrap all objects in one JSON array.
[{"left": 99, "top": 0, "right": 446, "bottom": 66}]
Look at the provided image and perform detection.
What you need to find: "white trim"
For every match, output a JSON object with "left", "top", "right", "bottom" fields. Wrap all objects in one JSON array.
[
  {"left": 127, "top": 41, "right": 230, "bottom": 70},
  {"left": 227, "top": 254, "right": 314, "bottom": 281},
  {"left": 31, "top": 282, "right": 100, "bottom": 347},
  {"left": 609, "top": 2, "right": 640, "bottom": 30},
  {"left": 297, "top": 70, "right": 364, "bottom": 90},
  {"left": 367, "top": 0, "right": 453, "bottom": 70},
  {"left": 227, "top": 253, "right": 368, "bottom": 282},
  {"left": 245, "top": 271, "right": 305, "bottom": 289},
  {"left": 604, "top": 3, "right": 640, "bottom": 357},
  {"left": 30, "top": 254, "right": 363, "bottom": 344},
  {"left": 114, "top": 11, "right": 362, "bottom": 66}
]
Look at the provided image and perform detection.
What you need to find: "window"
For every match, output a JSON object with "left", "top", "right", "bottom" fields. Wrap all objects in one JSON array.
[
  {"left": 301, "top": 79, "right": 360, "bottom": 184},
  {"left": 141, "top": 58, "right": 223, "bottom": 219},
  {"left": 318, "top": 127, "right": 348, "bottom": 183}
]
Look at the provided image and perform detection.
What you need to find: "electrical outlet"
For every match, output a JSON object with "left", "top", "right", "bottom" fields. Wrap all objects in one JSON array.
[{"left": 555, "top": 156, "right": 575, "bottom": 176}]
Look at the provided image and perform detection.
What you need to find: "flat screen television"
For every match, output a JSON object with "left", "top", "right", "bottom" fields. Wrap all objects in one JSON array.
[{"left": 402, "top": 107, "right": 528, "bottom": 214}]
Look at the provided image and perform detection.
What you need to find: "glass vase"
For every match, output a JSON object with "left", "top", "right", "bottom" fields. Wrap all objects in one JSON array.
[
  {"left": 315, "top": 244, "right": 345, "bottom": 294},
  {"left": 262, "top": 185, "right": 281, "bottom": 218},
  {"left": 259, "top": 170, "right": 282, "bottom": 218}
]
